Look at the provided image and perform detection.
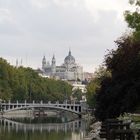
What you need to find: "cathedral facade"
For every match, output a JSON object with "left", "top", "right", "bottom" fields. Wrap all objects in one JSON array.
[{"left": 42, "top": 50, "right": 83, "bottom": 81}]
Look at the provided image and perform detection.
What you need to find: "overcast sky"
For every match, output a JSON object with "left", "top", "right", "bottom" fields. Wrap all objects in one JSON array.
[{"left": 0, "top": 0, "right": 131, "bottom": 72}]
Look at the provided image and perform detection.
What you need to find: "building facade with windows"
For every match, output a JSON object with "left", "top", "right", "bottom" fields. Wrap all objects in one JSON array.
[{"left": 42, "top": 50, "right": 83, "bottom": 81}]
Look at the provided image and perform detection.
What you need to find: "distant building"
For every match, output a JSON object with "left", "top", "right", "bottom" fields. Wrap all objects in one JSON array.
[
  {"left": 41, "top": 50, "right": 84, "bottom": 81},
  {"left": 83, "top": 72, "right": 94, "bottom": 82},
  {"left": 72, "top": 83, "right": 87, "bottom": 93},
  {"left": 71, "top": 82, "right": 87, "bottom": 101}
]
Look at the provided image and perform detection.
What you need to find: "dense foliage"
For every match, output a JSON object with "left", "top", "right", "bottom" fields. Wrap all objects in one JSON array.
[
  {"left": 0, "top": 58, "right": 72, "bottom": 102},
  {"left": 125, "top": 0, "right": 140, "bottom": 41},
  {"left": 72, "top": 89, "right": 83, "bottom": 101},
  {"left": 86, "top": 66, "right": 111, "bottom": 108},
  {"left": 95, "top": 38, "right": 140, "bottom": 121},
  {"left": 93, "top": 0, "right": 140, "bottom": 121}
]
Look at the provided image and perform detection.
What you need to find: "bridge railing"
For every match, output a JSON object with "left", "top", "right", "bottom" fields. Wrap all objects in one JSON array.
[
  {"left": 0, "top": 100, "right": 81, "bottom": 104},
  {"left": 0, "top": 100, "right": 88, "bottom": 115},
  {"left": 0, "top": 100, "right": 82, "bottom": 106}
]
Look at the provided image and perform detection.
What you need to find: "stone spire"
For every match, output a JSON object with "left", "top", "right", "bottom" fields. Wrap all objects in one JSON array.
[
  {"left": 51, "top": 54, "right": 56, "bottom": 74},
  {"left": 42, "top": 55, "right": 47, "bottom": 70},
  {"left": 69, "top": 48, "right": 71, "bottom": 56},
  {"left": 52, "top": 54, "right": 56, "bottom": 65}
]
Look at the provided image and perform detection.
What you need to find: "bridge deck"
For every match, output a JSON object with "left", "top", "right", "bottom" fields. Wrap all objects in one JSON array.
[{"left": 0, "top": 101, "right": 87, "bottom": 115}]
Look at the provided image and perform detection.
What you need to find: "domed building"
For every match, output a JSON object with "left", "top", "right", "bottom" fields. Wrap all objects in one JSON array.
[
  {"left": 64, "top": 50, "right": 75, "bottom": 65},
  {"left": 42, "top": 50, "right": 83, "bottom": 81}
]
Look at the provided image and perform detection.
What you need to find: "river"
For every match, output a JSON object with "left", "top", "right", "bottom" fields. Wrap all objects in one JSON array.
[{"left": 0, "top": 117, "right": 90, "bottom": 140}]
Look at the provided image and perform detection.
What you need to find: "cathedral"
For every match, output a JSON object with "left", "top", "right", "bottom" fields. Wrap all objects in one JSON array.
[{"left": 42, "top": 50, "right": 84, "bottom": 81}]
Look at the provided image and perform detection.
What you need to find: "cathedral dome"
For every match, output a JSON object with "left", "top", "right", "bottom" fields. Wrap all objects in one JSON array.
[{"left": 64, "top": 50, "right": 75, "bottom": 64}]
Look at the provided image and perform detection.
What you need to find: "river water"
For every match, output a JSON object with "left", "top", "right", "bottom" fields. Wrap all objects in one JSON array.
[{"left": 0, "top": 117, "right": 90, "bottom": 140}]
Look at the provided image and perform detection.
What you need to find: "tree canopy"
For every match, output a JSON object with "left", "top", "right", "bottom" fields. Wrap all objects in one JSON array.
[
  {"left": 125, "top": 0, "right": 140, "bottom": 41},
  {"left": 86, "top": 66, "right": 111, "bottom": 108},
  {"left": 95, "top": 37, "right": 140, "bottom": 121},
  {"left": 0, "top": 58, "right": 72, "bottom": 102},
  {"left": 94, "top": 0, "right": 140, "bottom": 121}
]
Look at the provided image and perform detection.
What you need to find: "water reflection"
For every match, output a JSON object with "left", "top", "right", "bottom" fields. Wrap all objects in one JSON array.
[{"left": 0, "top": 118, "right": 89, "bottom": 140}]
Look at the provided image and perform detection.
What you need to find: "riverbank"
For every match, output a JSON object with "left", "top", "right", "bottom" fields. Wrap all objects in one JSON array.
[
  {"left": 83, "top": 121, "right": 102, "bottom": 140},
  {"left": 84, "top": 113, "right": 140, "bottom": 140},
  {"left": 0, "top": 110, "right": 59, "bottom": 118},
  {"left": 2, "top": 110, "right": 33, "bottom": 118},
  {"left": 82, "top": 114, "right": 102, "bottom": 139}
]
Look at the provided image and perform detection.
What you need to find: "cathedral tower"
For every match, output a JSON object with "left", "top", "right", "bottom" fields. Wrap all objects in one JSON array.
[
  {"left": 51, "top": 54, "right": 56, "bottom": 74},
  {"left": 42, "top": 56, "right": 47, "bottom": 70}
]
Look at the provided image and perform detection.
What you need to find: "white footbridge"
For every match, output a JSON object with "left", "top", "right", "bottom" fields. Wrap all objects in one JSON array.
[{"left": 0, "top": 100, "right": 87, "bottom": 116}]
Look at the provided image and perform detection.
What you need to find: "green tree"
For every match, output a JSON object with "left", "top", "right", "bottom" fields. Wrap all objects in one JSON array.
[
  {"left": 72, "top": 89, "right": 83, "bottom": 101},
  {"left": 0, "top": 58, "right": 13, "bottom": 100},
  {"left": 95, "top": 0, "right": 140, "bottom": 121},
  {"left": 95, "top": 37, "right": 140, "bottom": 121},
  {"left": 86, "top": 66, "right": 111, "bottom": 108},
  {"left": 0, "top": 58, "right": 72, "bottom": 102},
  {"left": 125, "top": 0, "right": 140, "bottom": 41}
]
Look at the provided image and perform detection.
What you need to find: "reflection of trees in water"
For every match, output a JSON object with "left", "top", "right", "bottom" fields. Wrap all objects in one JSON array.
[
  {"left": 0, "top": 118, "right": 87, "bottom": 132},
  {"left": 0, "top": 129, "right": 72, "bottom": 140},
  {"left": 10, "top": 117, "right": 63, "bottom": 123},
  {"left": 0, "top": 118, "right": 88, "bottom": 140}
]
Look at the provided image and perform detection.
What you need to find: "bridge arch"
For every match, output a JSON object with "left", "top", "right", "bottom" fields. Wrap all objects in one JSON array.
[
  {"left": 0, "top": 101, "right": 87, "bottom": 117},
  {"left": 3, "top": 105, "right": 81, "bottom": 116}
]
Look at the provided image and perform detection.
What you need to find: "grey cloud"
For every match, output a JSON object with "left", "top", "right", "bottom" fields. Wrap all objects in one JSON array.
[{"left": 0, "top": 0, "right": 127, "bottom": 72}]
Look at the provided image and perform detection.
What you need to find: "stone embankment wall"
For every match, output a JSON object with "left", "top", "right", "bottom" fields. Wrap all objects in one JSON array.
[
  {"left": 1, "top": 110, "right": 58, "bottom": 118},
  {"left": 2, "top": 110, "right": 33, "bottom": 118}
]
